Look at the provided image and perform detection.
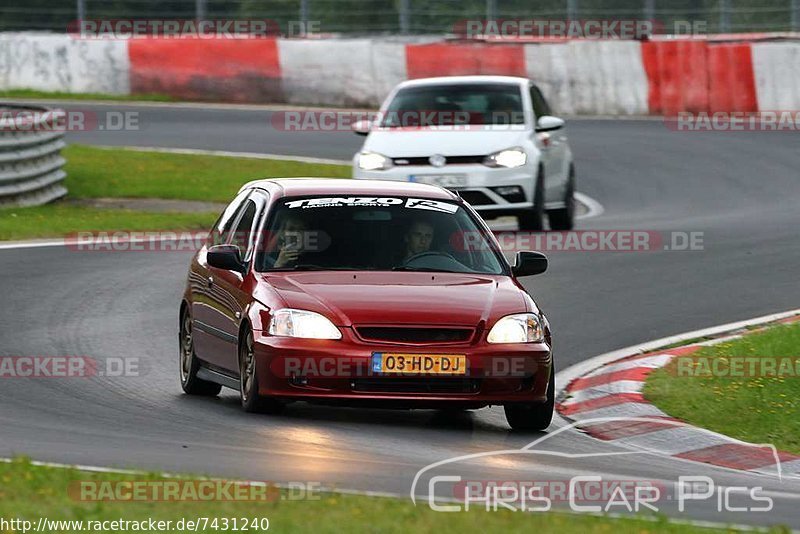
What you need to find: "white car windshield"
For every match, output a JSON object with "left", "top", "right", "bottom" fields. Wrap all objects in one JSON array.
[
  {"left": 256, "top": 196, "right": 506, "bottom": 275},
  {"left": 381, "top": 84, "right": 525, "bottom": 127}
]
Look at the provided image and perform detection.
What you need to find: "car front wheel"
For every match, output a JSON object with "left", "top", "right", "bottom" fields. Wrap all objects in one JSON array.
[
  {"left": 548, "top": 165, "right": 576, "bottom": 231},
  {"left": 518, "top": 167, "right": 545, "bottom": 232},
  {"left": 239, "top": 328, "right": 283, "bottom": 414},
  {"left": 179, "top": 309, "right": 222, "bottom": 396},
  {"left": 504, "top": 367, "right": 555, "bottom": 431}
]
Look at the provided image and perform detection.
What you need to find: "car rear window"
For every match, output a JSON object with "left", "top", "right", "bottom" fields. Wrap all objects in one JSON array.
[{"left": 382, "top": 84, "right": 525, "bottom": 127}]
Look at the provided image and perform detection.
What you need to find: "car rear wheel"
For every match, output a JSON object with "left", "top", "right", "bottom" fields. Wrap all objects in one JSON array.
[
  {"left": 179, "top": 309, "right": 222, "bottom": 396},
  {"left": 239, "top": 328, "right": 284, "bottom": 414},
  {"left": 504, "top": 367, "right": 555, "bottom": 431},
  {"left": 548, "top": 165, "right": 576, "bottom": 231},
  {"left": 518, "top": 167, "right": 545, "bottom": 232}
]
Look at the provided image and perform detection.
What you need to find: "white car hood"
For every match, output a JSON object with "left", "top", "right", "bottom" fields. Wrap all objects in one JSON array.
[{"left": 362, "top": 127, "right": 529, "bottom": 157}]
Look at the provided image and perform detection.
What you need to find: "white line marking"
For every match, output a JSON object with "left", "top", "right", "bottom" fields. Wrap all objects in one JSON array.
[
  {"left": 560, "top": 380, "right": 647, "bottom": 405},
  {"left": 580, "top": 353, "right": 673, "bottom": 379},
  {"left": 0, "top": 240, "right": 67, "bottom": 251},
  {"left": 94, "top": 145, "right": 351, "bottom": 166},
  {"left": 574, "top": 191, "right": 604, "bottom": 219},
  {"left": 568, "top": 402, "right": 666, "bottom": 420}
]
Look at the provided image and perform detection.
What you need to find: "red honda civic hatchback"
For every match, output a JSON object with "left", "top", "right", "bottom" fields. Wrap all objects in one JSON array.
[{"left": 179, "top": 178, "right": 554, "bottom": 430}]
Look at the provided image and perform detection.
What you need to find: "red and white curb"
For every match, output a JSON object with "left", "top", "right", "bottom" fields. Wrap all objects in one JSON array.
[{"left": 556, "top": 310, "right": 800, "bottom": 478}]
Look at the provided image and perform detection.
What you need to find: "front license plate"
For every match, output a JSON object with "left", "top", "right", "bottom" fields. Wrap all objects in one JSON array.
[
  {"left": 372, "top": 353, "right": 467, "bottom": 376},
  {"left": 409, "top": 174, "right": 467, "bottom": 188}
]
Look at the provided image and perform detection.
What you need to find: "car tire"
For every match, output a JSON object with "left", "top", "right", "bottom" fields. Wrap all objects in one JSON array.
[
  {"left": 547, "top": 165, "right": 576, "bottom": 231},
  {"left": 239, "top": 327, "right": 284, "bottom": 414},
  {"left": 518, "top": 167, "right": 545, "bottom": 232},
  {"left": 504, "top": 366, "right": 555, "bottom": 432},
  {"left": 179, "top": 308, "right": 222, "bottom": 396}
]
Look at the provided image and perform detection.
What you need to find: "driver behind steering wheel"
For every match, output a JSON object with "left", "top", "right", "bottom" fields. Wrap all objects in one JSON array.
[{"left": 403, "top": 220, "right": 435, "bottom": 262}]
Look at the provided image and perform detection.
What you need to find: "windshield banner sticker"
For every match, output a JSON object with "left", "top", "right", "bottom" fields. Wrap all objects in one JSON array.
[
  {"left": 404, "top": 198, "right": 459, "bottom": 214},
  {"left": 286, "top": 197, "right": 459, "bottom": 213}
]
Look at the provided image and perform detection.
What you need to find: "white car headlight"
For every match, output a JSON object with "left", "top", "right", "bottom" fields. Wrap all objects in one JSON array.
[
  {"left": 357, "top": 152, "right": 392, "bottom": 171},
  {"left": 487, "top": 313, "right": 544, "bottom": 344},
  {"left": 483, "top": 147, "right": 527, "bottom": 169},
  {"left": 268, "top": 309, "right": 342, "bottom": 340}
]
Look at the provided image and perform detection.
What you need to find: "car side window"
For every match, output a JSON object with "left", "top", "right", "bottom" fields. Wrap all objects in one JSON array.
[
  {"left": 208, "top": 190, "right": 250, "bottom": 247},
  {"left": 529, "top": 85, "right": 552, "bottom": 118},
  {"left": 227, "top": 199, "right": 258, "bottom": 261}
]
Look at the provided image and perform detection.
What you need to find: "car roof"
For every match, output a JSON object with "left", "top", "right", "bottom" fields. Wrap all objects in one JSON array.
[
  {"left": 238, "top": 178, "right": 461, "bottom": 201},
  {"left": 396, "top": 75, "right": 530, "bottom": 89}
]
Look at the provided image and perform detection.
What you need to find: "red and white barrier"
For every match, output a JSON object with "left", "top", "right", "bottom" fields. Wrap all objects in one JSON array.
[
  {"left": 128, "top": 37, "right": 281, "bottom": 102},
  {"left": 751, "top": 42, "right": 800, "bottom": 111},
  {"left": 1, "top": 33, "right": 798, "bottom": 116}
]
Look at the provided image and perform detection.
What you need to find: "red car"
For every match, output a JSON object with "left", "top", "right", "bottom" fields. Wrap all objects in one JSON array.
[{"left": 179, "top": 179, "right": 554, "bottom": 430}]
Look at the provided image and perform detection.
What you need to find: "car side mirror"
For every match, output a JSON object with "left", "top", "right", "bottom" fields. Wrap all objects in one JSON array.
[
  {"left": 512, "top": 251, "right": 548, "bottom": 277},
  {"left": 535, "top": 115, "right": 565, "bottom": 132},
  {"left": 207, "top": 244, "right": 246, "bottom": 274},
  {"left": 352, "top": 119, "right": 372, "bottom": 136}
]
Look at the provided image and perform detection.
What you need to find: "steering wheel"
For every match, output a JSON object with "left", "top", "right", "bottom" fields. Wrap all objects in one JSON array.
[{"left": 402, "top": 250, "right": 458, "bottom": 266}]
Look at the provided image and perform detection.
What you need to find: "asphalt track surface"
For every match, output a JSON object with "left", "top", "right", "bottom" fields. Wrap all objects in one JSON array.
[{"left": 1, "top": 103, "right": 800, "bottom": 527}]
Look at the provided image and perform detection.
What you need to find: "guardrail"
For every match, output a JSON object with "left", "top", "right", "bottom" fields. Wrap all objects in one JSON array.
[{"left": 0, "top": 104, "right": 67, "bottom": 207}]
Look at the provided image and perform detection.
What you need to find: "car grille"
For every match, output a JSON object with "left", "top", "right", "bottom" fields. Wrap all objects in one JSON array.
[
  {"left": 392, "top": 155, "right": 485, "bottom": 166},
  {"left": 457, "top": 190, "right": 495, "bottom": 206},
  {"left": 355, "top": 326, "right": 474, "bottom": 344},
  {"left": 352, "top": 378, "right": 481, "bottom": 394}
]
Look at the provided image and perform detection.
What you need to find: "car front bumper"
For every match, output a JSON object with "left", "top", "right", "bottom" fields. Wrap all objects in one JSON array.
[
  {"left": 353, "top": 163, "right": 537, "bottom": 215},
  {"left": 253, "top": 329, "right": 553, "bottom": 407}
]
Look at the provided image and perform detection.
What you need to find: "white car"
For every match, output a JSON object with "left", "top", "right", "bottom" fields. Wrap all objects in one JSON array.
[{"left": 352, "top": 75, "right": 576, "bottom": 231}]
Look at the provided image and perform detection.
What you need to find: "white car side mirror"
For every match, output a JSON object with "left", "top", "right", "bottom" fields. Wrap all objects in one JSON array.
[{"left": 536, "top": 115, "right": 565, "bottom": 132}]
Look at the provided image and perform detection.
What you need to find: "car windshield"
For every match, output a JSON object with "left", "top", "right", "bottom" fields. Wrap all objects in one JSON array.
[
  {"left": 381, "top": 83, "right": 525, "bottom": 127},
  {"left": 256, "top": 196, "right": 506, "bottom": 275}
]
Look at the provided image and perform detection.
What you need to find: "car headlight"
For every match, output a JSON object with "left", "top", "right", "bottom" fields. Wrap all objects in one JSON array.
[
  {"left": 357, "top": 152, "right": 392, "bottom": 171},
  {"left": 483, "top": 147, "right": 527, "bottom": 169},
  {"left": 268, "top": 309, "right": 342, "bottom": 340},
  {"left": 487, "top": 313, "right": 544, "bottom": 344}
]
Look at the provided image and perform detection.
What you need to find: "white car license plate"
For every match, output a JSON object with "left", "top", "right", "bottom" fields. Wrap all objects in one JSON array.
[{"left": 409, "top": 174, "right": 467, "bottom": 188}]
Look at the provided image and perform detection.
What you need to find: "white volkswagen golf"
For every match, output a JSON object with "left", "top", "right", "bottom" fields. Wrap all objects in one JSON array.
[{"left": 352, "top": 75, "right": 576, "bottom": 231}]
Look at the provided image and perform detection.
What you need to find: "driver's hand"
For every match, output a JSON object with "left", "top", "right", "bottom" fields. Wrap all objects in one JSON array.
[{"left": 274, "top": 248, "right": 300, "bottom": 268}]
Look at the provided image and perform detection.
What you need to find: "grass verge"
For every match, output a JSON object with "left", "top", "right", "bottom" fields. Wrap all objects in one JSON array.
[
  {"left": 0, "top": 205, "right": 216, "bottom": 241},
  {"left": 63, "top": 145, "right": 351, "bottom": 202},
  {"left": 645, "top": 321, "right": 800, "bottom": 454},
  {"left": 0, "top": 145, "right": 351, "bottom": 241},
  {"left": 0, "top": 457, "right": 737, "bottom": 534}
]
